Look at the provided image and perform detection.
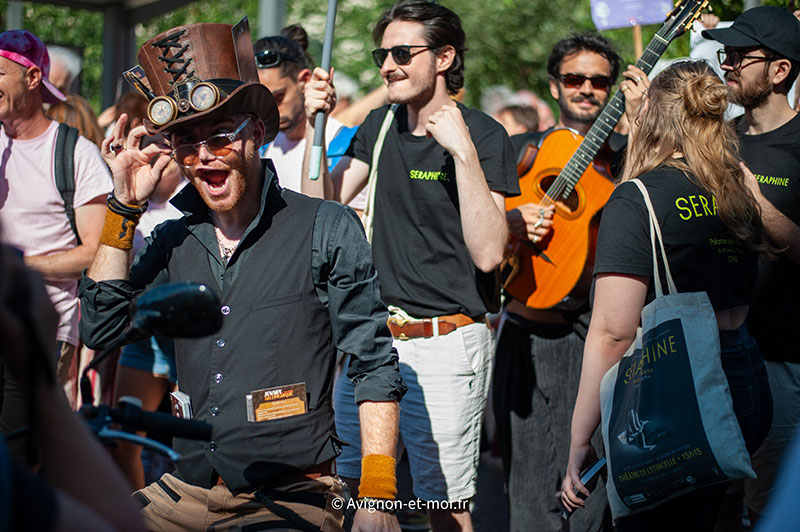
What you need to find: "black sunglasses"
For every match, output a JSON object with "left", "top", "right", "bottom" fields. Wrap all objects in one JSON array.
[
  {"left": 557, "top": 73, "right": 613, "bottom": 91},
  {"left": 255, "top": 49, "right": 303, "bottom": 69},
  {"left": 371, "top": 45, "right": 434, "bottom": 68},
  {"left": 717, "top": 49, "right": 774, "bottom": 68}
]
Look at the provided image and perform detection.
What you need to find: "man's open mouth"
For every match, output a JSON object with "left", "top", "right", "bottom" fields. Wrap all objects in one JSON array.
[{"left": 198, "top": 169, "right": 229, "bottom": 195}]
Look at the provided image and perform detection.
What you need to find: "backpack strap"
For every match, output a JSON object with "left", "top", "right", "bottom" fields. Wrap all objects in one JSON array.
[{"left": 54, "top": 123, "right": 81, "bottom": 244}]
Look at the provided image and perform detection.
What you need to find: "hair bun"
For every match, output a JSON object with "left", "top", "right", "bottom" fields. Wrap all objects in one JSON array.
[
  {"left": 281, "top": 24, "right": 309, "bottom": 52},
  {"left": 683, "top": 75, "right": 727, "bottom": 119}
]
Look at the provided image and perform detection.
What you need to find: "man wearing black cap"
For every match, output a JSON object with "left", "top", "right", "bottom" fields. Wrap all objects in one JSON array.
[
  {"left": 704, "top": 6, "right": 800, "bottom": 526},
  {"left": 79, "top": 20, "right": 404, "bottom": 532}
]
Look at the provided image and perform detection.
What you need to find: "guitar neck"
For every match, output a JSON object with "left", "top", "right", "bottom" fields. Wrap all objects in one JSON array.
[{"left": 555, "top": 32, "right": 673, "bottom": 199}]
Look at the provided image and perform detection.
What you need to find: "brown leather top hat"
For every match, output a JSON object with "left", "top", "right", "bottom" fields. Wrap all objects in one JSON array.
[{"left": 130, "top": 17, "right": 278, "bottom": 140}]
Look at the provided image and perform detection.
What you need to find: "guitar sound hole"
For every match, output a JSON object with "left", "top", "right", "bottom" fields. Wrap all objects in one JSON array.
[{"left": 539, "top": 175, "right": 579, "bottom": 212}]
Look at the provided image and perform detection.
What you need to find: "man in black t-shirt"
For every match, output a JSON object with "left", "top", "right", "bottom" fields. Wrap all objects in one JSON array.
[
  {"left": 704, "top": 7, "right": 800, "bottom": 526},
  {"left": 493, "top": 33, "right": 635, "bottom": 532},
  {"left": 303, "top": 1, "right": 518, "bottom": 529}
]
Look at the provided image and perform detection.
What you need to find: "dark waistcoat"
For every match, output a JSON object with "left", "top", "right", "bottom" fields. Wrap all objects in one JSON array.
[{"left": 168, "top": 190, "right": 338, "bottom": 493}]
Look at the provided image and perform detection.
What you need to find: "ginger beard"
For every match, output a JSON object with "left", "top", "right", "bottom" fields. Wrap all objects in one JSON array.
[
  {"left": 172, "top": 117, "right": 264, "bottom": 214},
  {"left": 189, "top": 145, "right": 259, "bottom": 214}
]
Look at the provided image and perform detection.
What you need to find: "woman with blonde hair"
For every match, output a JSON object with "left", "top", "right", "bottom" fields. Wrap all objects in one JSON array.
[{"left": 561, "top": 60, "right": 774, "bottom": 531}]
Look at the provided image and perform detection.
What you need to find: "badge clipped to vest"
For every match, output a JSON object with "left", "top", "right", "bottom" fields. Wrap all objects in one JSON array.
[{"left": 246, "top": 382, "right": 308, "bottom": 422}]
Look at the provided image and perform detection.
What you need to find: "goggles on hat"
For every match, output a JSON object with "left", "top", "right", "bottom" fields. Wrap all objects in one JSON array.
[{"left": 147, "top": 81, "right": 224, "bottom": 127}]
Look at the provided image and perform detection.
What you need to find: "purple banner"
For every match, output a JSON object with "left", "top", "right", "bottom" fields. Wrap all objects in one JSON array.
[{"left": 590, "top": 0, "right": 673, "bottom": 30}]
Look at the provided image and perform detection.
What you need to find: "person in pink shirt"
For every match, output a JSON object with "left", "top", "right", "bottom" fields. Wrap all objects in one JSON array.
[{"left": 0, "top": 30, "right": 111, "bottom": 458}]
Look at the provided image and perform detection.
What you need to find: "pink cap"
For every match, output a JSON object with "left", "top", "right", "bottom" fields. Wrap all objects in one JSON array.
[{"left": 0, "top": 30, "right": 66, "bottom": 104}]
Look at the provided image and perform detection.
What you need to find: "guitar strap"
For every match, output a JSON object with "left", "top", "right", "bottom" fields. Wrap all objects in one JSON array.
[{"left": 362, "top": 104, "right": 398, "bottom": 244}]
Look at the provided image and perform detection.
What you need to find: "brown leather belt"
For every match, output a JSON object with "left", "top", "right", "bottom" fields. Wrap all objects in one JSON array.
[
  {"left": 387, "top": 313, "right": 484, "bottom": 340},
  {"left": 213, "top": 458, "right": 334, "bottom": 487}
]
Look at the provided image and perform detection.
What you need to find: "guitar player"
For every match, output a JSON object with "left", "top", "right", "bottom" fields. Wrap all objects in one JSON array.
[{"left": 493, "top": 32, "right": 648, "bottom": 532}]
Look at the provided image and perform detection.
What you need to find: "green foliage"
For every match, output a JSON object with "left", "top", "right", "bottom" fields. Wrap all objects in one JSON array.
[
  {"left": 137, "top": 0, "right": 257, "bottom": 44},
  {"left": 12, "top": 0, "right": 795, "bottom": 115},
  {"left": 16, "top": 2, "right": 104, "bottom": 113}
]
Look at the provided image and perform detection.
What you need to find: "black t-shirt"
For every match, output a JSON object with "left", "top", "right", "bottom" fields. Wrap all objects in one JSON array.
[
  {"left": 739, "top": 113, "right": 800, "bottom": 363},
  {"left": 594, "top": 166, "right": 757, "bottom": 310},
  {"left": 347, "top": 103, "right": 520, "bottom": 317}
]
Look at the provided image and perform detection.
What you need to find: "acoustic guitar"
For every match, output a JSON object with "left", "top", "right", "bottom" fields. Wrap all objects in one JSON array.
[{"left": 504, "top": 0, "right": 709, "bottom": 310}]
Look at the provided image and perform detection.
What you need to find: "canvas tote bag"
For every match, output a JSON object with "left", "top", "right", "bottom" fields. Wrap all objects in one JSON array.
[{"left": 598, "top": 178, "right": 754, "bottom": 520}]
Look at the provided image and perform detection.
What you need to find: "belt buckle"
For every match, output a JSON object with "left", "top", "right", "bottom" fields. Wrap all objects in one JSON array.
[{"left": 389, "top": 316, "right": 411, "bottom": 340}]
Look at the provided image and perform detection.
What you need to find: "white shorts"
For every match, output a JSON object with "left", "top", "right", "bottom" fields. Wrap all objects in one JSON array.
[{"left": 334, "top": 322, "right": 493, "bottom": 502}]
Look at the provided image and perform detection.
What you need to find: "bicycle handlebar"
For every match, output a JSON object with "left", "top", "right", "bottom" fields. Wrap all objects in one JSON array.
[{"left": 80, "top": 397, "right": 212, "bottom": 449}]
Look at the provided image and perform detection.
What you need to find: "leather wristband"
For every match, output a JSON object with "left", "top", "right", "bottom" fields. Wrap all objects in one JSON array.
[{"left": 358, "top": 454, "right": 397, "bottom": 500}]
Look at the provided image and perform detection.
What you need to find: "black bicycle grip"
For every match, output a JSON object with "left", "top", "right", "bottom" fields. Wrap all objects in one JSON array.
[{"left": 115, "top": 406, "right": 212, "bottom": 441}]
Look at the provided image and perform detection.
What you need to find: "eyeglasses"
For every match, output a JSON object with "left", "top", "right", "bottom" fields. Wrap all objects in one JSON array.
[
  {"left": 255, "top": 49, "right": 302, "bottom": 69},
  {"left": 716, "top": 49, "right": 774, "bottom": 68},
  {"left": 371, "top": 45, "right": 434, "bottom": 68},
  {"left": 557, "top": 73, "right": 613, "bottom": 91},
  {"left": 171, "top": 118, "right": 251, "bottom": 168}
]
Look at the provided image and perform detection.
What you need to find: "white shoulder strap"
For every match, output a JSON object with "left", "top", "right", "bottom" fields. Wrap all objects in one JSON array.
[
  {"left": 630, "top": 179, "right": 678, "bottom": 297},
  {"left": 363, "top": 104, "right": 398, "bottom": 244}
]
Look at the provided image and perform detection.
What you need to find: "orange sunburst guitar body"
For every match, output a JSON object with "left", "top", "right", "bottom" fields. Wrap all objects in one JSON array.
[
  {"left": 501, "top": 0, "right": 710, "bottom": 310},
  {"left": 505, "top": 129, "right": 615, "bottom": 310}
]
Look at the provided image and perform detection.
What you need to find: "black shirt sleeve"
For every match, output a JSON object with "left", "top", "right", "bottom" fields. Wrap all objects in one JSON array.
[
  {"left": 593, "top": 180, "right": 652, "bottom": 278},
  {"left": 311, "top": 201, "right": 406, "bottom": 404},
  {"left": 463, "top": 105, "right": 520, "bottom": 197},
  {"left": 79, "top": 228, "right": 171, "bottom": 350},
  {"left": 345, "top": 106, "right": 383, "bottom": 164}
]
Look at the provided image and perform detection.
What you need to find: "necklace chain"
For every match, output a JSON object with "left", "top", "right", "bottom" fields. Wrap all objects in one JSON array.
[{"left": 214, "top": 226, "right": 239, "bottom": 264}]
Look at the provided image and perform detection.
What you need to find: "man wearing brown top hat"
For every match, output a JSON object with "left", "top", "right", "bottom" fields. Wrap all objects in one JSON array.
[{"left": 79, "top": 19, "right": 404, "bottom": 532}]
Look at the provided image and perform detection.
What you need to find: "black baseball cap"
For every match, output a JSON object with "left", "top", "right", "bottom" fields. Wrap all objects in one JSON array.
[{"left": 702, "top": 6, "right": 800, "bottom": 62}]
